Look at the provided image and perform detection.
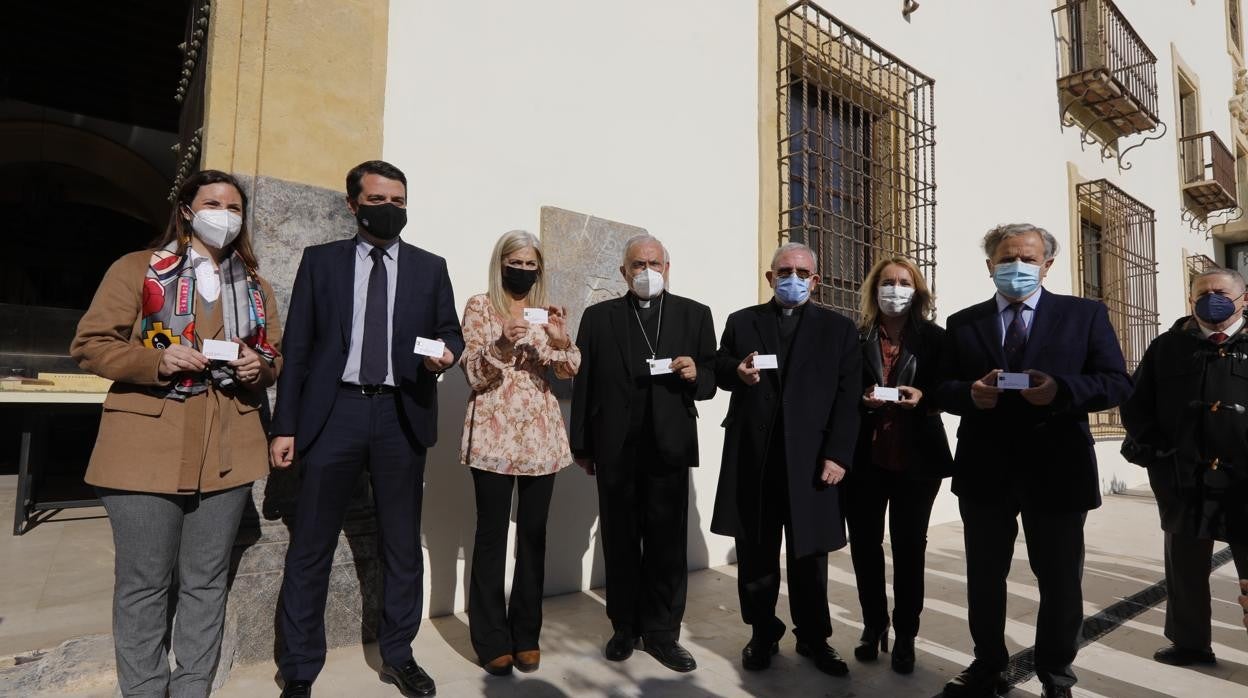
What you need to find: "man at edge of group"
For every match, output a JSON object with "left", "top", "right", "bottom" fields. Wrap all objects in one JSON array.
[
  {"left": 270, "top": 160, "right": 464, "bottom": 698},
  {"left": 1121, "top": 267, "right": 1248, "bottom": 666},
  {"left": 569, "top": 234, "right": 717, "bottom": 673},
  {"left": 935, "top": 223, "right": 1131, "bottom": 698},
  {"left": 711, "top": 242, "right": 861, "bottom": 677}
]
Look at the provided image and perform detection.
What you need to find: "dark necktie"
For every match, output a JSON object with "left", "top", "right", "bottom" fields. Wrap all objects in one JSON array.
[
  {"left": 1210, "top": 332, "right": 1229, "bottom": 345},
  {"left": 359, "top": 246, "right": 389, "bottom": 385},
  {"left": 1003, "top": 302, "right": 1027, "bottom": 372}
]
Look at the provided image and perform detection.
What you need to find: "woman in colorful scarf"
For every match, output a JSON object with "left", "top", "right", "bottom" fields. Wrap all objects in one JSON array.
[
  {"left": 71, "top": 170, "right": 282, "bottom": 698},
  {"left": 458, "top": 230, "right": 579, "bottom": 676}
]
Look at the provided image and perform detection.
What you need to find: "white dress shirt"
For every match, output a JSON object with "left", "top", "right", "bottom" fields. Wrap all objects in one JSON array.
[
  {"left": 341, "top": 237, "right": 400, "bottom": 386},
  {"left": 1198, "top": 316, "right": 1245, "bottom": 339}
]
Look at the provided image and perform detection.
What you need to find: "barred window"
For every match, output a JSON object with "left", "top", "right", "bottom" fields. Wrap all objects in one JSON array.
[
  {"left": 1076, "top": 179, "right": 1159, "bottom": 435},
  {"left": 777, "top": 1, "right": 935, "bottom": 318}
]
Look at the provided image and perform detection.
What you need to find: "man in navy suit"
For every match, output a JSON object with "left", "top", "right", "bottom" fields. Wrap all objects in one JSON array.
[
  {"left": 935, "top": 223, "right": 1130, "bottom": 698},
  {"left": 269, "top": 161, "right": 464, "bottom": 698}
]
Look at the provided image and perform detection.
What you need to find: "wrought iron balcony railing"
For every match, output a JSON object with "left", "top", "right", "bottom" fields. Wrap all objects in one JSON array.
[
  {"left": 1052, "top": 0, "right": 1163, "bottom": 166},
  {"left": 1180, "top": 131, "right": 1238, "bottom": 221}
]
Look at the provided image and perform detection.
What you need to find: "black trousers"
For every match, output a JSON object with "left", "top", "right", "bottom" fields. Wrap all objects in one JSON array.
[
  {"left": 1163, "top": 531, "right": 1248, "bottom": 651},
  {"left": 468, "top": 468, "right": 556, "bottom": 663},
  {"left": 845, "top": 466, "right": 941, "bottom": 638},
  {"left": 596, "top": 438, "right": 689, "bottom": 642},
  {"left": 734, "top": 452, "right": 832, "bottom": 643},
  {"left": 279, "top": 389, "right": 427, "bottom": 681},
  {"left": 959, "top": 497, "right": 1086, "bottom": 689}
]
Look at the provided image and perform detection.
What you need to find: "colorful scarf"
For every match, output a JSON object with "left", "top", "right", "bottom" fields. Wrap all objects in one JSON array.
[{"left": 140, "top": 241, "right": 277, "bottom": 400}]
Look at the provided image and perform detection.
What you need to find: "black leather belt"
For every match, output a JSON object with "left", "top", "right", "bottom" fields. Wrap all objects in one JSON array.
[{"left": 341, "top": 383, "right": 396, "bottom": 396}]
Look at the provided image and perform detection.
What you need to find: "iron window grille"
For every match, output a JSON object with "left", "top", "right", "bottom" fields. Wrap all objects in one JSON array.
[
  {"left": 1076, "top": 179, "right": 1159, "bottom": 435},
  {"left": 777, "top": 0, "right": 936, "bottom": 319}
]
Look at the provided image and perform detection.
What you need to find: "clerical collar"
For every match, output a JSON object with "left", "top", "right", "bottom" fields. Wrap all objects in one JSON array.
[
  {"left": 773, "top": 298, "right": 805, "bottom": 317},
  {"left": 630, "top": 292, "right": 662, "bottom": 309}
]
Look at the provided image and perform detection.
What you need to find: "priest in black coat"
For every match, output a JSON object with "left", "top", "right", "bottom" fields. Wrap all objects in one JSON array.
[
  {"left": 569, "top": 234, "right": 717, "bottom": 673},
  {"left": 711, "top": 242, "right": 862, "bottom": 677}
]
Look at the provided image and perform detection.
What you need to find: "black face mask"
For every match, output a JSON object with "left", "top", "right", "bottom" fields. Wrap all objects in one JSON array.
[
  {"left": 355, "top": 202, "right": 407, "bottom": 240},
  {"left": 502, "top": 266, "right": 539, "bottom": 296}
]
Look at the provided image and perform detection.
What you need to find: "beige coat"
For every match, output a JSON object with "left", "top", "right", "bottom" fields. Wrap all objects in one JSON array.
[{"left": 70, "top": 250, "right": 284, "bottom": 494}]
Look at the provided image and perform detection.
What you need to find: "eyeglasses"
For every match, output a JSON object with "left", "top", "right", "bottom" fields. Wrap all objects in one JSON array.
[{"left": 774, "top": 268, "right": 813, "bottom": 280}]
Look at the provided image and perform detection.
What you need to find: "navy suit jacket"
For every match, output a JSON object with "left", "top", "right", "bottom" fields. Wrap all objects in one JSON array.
[
  {"left": 271, "top": 238, "right": 464, "bottom": 452},
  {"left": 935, "top": 289, "right": 1131, "bottom": 512}
]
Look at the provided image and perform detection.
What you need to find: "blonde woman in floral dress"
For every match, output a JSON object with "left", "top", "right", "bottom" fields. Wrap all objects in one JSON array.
[{"left": 459, "top": 230, "right": 580, "bottom": 676}]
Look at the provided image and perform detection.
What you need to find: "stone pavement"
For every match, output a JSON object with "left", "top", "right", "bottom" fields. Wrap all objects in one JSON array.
[{"left": 3, "top": 482, "right": 1247, "bottom": 697}]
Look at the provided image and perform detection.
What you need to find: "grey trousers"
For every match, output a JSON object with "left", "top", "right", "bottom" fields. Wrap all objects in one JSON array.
[
  {"left": 1163, "top": 531, "right": 1248, "bottom": 651},
  {"left": 99, "top": 486, "right": 250, "bottom": 698}
]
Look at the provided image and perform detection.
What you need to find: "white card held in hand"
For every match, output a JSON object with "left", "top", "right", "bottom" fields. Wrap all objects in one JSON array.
[
  {"left": 523, "top": 307, "right": 549, "bottom": 324},
  {"left": 413, "top": 337, "right": 446, "bottom": 358},
  {"left": 753, "top": 354, "right": 778, "bottom": 370},
  {"left": 201, "top": 339, "right": 240, "bottom": 361},
  {"left": 648, "top": 358, "right": 673, "bottom": 375},
  {"left": 872, "top": 386, "right": 900, "bottom": 402},
  {"left": 996, "top": 371, "right": 1030, "bottom": 390}
]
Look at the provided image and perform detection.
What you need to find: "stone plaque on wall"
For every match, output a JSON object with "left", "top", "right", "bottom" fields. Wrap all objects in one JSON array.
[{"left": 540, "top": 205, "right": 649, "bottom": 341}]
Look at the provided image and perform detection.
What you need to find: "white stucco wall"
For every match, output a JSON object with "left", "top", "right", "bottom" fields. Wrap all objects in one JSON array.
[
  {"left": 384, "top": 0, "right": 1236, "bottom": 615},
  {"left": 384, "top": 0, "right": 760, "bottom": 616}
]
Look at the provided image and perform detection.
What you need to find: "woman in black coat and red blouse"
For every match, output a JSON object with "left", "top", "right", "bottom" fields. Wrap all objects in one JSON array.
[{"left": 843, "top": 255, "right": 953, "bottom": 674}]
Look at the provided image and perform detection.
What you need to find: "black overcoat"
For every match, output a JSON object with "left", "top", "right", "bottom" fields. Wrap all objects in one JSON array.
[
  {"left": 1121, "top": 316, "right": 1248, "bottom": 542},
  {"left": 710, "top": 301, "right": 861, "bottom": 558}
]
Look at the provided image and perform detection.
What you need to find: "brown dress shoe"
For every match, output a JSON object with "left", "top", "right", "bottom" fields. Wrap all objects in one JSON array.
[
  {"left": 514, "top": 650, "right": 540, "bottom": 673},
  {"left": 483, "top": 654, "right": 513, "bottom": 676}
]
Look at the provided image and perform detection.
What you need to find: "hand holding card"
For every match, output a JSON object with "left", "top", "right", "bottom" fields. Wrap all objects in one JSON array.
[
  {"left": 872, "top": 386, "right": 900, "bottom": 402},
  {"left": 648, "top": 358, "right": 673, "bottom": 375},
  {"left": 202, "top": 339, "right": 240, "bottom": 361},
  {"left": 996, "top": 371, "right": 1030, "bottom": 390},
  {"left": 414, "top": 337, "right": 446, "bottom": 358},
  {"left": 753, "top": 354, "right": 778, "bottom": 370}
]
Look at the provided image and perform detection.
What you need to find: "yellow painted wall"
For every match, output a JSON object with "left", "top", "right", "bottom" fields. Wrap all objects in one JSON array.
[
  {"left": 202, "top": 0, "right": 389, "bottom": 192},
  {"left": 757, "top": 0, "right": 787, "bottom": 302}
]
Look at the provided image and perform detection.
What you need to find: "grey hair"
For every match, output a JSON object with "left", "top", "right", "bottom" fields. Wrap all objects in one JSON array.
[
  {"left": 981, "top": 223, "right": 1059, "bottom": 260},
  {"left": 1190, "top": 267, "right": 1247, "bottom": 293},
  {"left": 770, "top": 241, "right": 817, "bottom": 271},
  {"left": 622, "top": 234, "right": 669, "bottom": 267}
]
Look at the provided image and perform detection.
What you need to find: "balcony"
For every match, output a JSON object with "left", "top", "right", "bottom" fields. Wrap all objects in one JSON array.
[
  {"left": 1180, "top": 131, "right": 1238, "bottom": 219},
  {"left": 1053, "top": 0, "right": 1162, "bottom": 164}
]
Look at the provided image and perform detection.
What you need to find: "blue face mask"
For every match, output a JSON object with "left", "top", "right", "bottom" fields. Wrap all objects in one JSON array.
[
  {"left": 1195, "top": 292, "right": 1239, "bottom": 324},
  {"left": 774, "top": 274, "right": 810, "bottom": 307},
  {"left": 992, "top": 260, "right": 1042, "bottom": 299}
]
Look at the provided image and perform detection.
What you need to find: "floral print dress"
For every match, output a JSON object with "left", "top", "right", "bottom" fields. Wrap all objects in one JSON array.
[{"left": 459, "top": 293, "right": 580, "bottom": 475}]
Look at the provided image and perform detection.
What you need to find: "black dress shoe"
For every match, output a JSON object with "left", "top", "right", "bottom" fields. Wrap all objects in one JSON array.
[
  {"left": 1040, "top": 684, "right": 1072, "bottom": 698},
  {"left": 943, "top": 662, "right": 1008, "bottom": 697},
  {"left": 890, "top": 635, "right": 915, "bottom": 674},
  {"left": 794, "top": 640, "right": 849, "bottom": 677},
  {"left": 1153, "top": 644, "right": 1216, "bottom": 666},
  {"left": 643, "top": 638, "right": 697, "bottom": 672},
  {"left": 379, "top": 660, "right": 436, "bottom": 697},
  {"left": 741, "top": 636, "right": 779, "bottom": 671},
  {"left": 604, "top": 631, "right": 637, "bottom": 661},
  {"left": 280, "top": 680, "right": 312, "bottom": 698}
]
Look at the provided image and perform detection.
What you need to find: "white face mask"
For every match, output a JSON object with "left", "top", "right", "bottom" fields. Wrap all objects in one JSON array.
[
  {"left": 630, "top": 268, "right": 666, "bottom": 300},
  {"left": 190, "top": 209, "right": 243, "bottom": 249},
  {"left": 877, "top": 284, "right": 915, "bottom": 317}
]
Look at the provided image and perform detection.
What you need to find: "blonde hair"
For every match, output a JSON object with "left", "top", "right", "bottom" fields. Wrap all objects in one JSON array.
[
  {"left": 487, "top": 230, "right": 547, "bottom": 318},
  {"left": 857, "top": 256, "right": 935, "bottom": 330}
]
